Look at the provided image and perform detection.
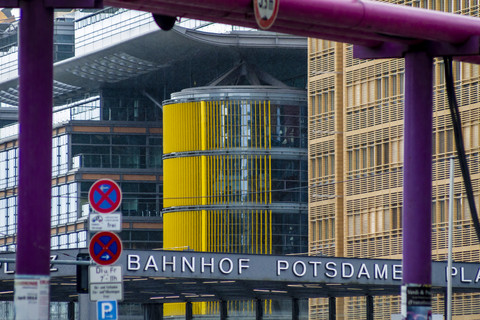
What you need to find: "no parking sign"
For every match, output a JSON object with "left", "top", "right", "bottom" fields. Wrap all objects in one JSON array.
[
  {"left": 89, "top": 179, "right": 122, "bottom": 214},
  {"left": 89, "top": 231, "right": 122, "bottom": 266}
]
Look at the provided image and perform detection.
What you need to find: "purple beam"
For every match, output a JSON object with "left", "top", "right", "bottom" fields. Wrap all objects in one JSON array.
[
  {"left": 16, "top": 0, "right": 54, "bottom": 276},
  {"left": 403, "top": 51, "right": 433, "bottom": 286},
  {"left": 106, "top": 0, "right": 480, "bottom": 45}
]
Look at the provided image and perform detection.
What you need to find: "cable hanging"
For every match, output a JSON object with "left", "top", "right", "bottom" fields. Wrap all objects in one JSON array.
[{"left": 443, "top": 56, "right": 480, "bottom": 244}]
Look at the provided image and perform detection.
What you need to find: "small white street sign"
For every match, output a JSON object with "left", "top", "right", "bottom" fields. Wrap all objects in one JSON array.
[
  {"left": 90, "top": 283, "right": 123, "bottom": 301},
  {"left": 89, "top": 212, "right": 122, "bottom": 232},
  {"left": 89, "top": 266, "right": 122, "bottom": 283}
]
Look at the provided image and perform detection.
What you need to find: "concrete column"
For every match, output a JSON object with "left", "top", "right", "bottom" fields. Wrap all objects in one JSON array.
[
  {"left": 68, "top": 301, "right": 75, "bottom": 320},
  {"left": 328, "top": 297, "right": 336, "bottom": 320},
  {"left": 185, "top": 302, "right": 193, "bottom": 320},
  {"left": 256, "top": 299, "right": 263, "bottom": 320},
  {"left": 366, "top": 295, "right": 374, "bottom": 320},
  {"left": 143, "top": 303, "right": 163, "bottom": 320},
  {"left": 292, "top": 298, "right": 299, "bottom": 320},
  {"left": 220, "top": 300, "right": 228, "bottom": 320}
]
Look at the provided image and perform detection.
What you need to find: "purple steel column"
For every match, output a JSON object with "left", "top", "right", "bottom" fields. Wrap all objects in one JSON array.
[
  {"left": 403, "top": 51, "right": 433, "bottom": 285},
  {"left": 16, "top": 0, "right": 54, "bottom": 276}
]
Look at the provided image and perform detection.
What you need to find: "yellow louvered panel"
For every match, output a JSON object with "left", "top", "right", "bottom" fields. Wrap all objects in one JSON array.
[
  {"left": 163, "top": 102, "right": 202, "bottom": 153},
  {"left": 164, "top": 302, "right": 206, "bottom": 318},
  {"left": 200, "top": 209, "right": 272, "bottom": 254},
  {"left": 163, "top": 157, "right": 202, "bottom": 208},
  {"left": 163, "top": 211, "right": 202, "bottom": 251}
]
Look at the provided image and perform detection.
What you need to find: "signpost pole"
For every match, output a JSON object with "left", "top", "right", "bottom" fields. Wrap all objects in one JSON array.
[
  {"left": 447, "top": 157, "right": 454, "bottom": 320},
  {"left": 402, "top": 50, "right": 434, "bottom": 318}
]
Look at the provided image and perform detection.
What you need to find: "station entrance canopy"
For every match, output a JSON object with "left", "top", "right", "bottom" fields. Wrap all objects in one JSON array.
[{"left": 0, "top": 249, "right": 478, "bottom": 303}]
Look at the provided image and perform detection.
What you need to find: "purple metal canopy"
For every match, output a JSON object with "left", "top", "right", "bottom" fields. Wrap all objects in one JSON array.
[
  {"left": 7, "top": 0, "right": 480, "bottom": 318},
  {"left": 106, "top": 0, "right": 480, "bottom": 53}
]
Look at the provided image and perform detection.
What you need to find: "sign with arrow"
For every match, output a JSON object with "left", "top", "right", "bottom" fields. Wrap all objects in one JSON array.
[{"left": 89, "top": 231, "right": 122, "bottom": 266}]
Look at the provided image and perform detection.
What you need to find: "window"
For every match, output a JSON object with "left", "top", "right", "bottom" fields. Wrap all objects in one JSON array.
[
  {"left": 464, "top": 126, "right": 471, "bottom": 149},
  {"left": 383, "top": 209, "right": 391, "bottom": 231},
  {"left": 455, "top": 196, "right": 463, "bottom": 221},
  {"left": 362, "top": 147, "right": 367, "bottom": 169},
  {"left": 369, "top": 146, "right": 375, "bottom": 167},
  {"left": 370, "top": 209, "right": 376, "bottom": 234},
  {"left": 383, "top": 142, "right": 389, "bottom": 164},
  {"left": 354, "top": 149, "right": 360, "bottom": 170},
  {"left": 439, "top": 200, "right": 446, "bottom": 222},
  {"left": 392, "top": 75, "right": 397, "bottom": 96},
  {"left": 383, "top": 76, "right": 389, "bottom": 98},
  {"left": 439, "top": 131, "right": 445, "bottom": 153},
  {"left": 432, "top": 201, "right": 436, "bottom": 224}
]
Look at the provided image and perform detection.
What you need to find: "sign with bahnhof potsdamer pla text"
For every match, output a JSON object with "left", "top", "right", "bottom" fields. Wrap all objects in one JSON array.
[
  {"left": 122, "top": 250, "right": 480, "bottom": 289},
  {"left": 0, "top": 250, "right": 478, "bottom": 290}
]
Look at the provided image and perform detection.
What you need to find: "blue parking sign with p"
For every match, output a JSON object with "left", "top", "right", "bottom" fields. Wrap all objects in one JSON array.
[{"left": 97, "top": 301, "right": 118, "bottom": 320}]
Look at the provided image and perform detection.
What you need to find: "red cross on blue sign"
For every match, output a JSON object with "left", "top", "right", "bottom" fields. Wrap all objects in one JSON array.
[
  {"left": 89, "top": 231, "right": 122, "bottom": 265},
  {"left": 89, "top": 179, "right": 122, "bottom": 214}
]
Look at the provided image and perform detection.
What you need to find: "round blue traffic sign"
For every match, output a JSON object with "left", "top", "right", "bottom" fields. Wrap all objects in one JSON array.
[
  {"left": 89, "top": 179, "right": 122, "bottom": 214},
  {"left": 89, "top": 231, "right": 122, "bottom": 265}
]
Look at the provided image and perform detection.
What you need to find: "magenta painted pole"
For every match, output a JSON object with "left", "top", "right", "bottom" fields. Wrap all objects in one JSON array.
[
  {"left": 402, "top": 51, "right": 433, "bottom": 318},
  {"left": 16, "top": 0, "right": 54, "bottom": 275},
  {"left": 14, "top": 1, "right": 54, "bottom": 316}
]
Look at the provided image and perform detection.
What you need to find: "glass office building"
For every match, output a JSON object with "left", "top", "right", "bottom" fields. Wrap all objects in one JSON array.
[
  {"left": 163, "top": 66, "right": 308, "bottom": 255},
  {"left": 162, "top": 65, "right": 308, "bottom": 318},
  {"left": 0, "top": 90, "right": 163, "bottom": 252},
  {"left": 308, "top": 1, "right": 480, "bottom": 319}
]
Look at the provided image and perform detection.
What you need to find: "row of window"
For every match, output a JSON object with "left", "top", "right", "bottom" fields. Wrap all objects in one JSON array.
[
  {"left": 432, "top": 195, "right": 472, "bottom": 224},
  {"left": 311, "top": 218, "right": 335, "bottom": 242},
  {"left": 51, "top": 231, "right": 87, "bottom": 250},
  {"left": 51, "top": 183, "right": 79, "bottom": 225},
  {"left": 102, "top": 94, "right": 162, "bottom": 122},
  {"left": 0, "top": 179, "right": 162, "bottom": 243},
  {"left": 310, "top": 89, "right": 334, "bottom": 116},
  {"left": 0, "top": 149, "right": 17, "bottom": 189},
  {"left": 346, "top": 73, "right": 405, "bottom": 109},
  {"left": 347, "top": 205, "right": 403, "bottom": 236},
  {"left": 346, "top": 139, "right": 403, "bottom": 173},
  {"left": 310, "top": 154, "right": 335, "bottom": 178},
  {"left": 339, "top": 123, "right": 478, "bottom": 176},
  {"left": 71, "top": 133, "right": 162, "bottom": 170},
  {"left": 0, "top": 131, "right": 163, "bottom": 182},
  {"left": 337, "top": 194, "right": 475, "bottom": 238}
]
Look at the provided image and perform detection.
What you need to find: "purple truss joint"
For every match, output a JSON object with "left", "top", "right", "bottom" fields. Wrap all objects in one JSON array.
[
  {"left": 43, "top": 0, "right": 103, "bottom": 8},
  {"left": 353, "top": 41, "right": 409, "bottom": 59},
  {"left": 354, "top": 35, "right": 480, "bottom": 60},
  {"left": 0, "top": 0, "right": 19, "bottom": 8}
]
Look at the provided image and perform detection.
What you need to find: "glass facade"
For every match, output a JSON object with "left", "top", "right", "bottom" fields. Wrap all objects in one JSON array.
[
  {"left": 0, "top": 14, "right": 74, "bottom": 86},
  {"left": 0, "top": 91, "right": 164, "bottom": 253},
  {"left": 71, "top": 133, "right": 162, "bottom": 170},
  {"left": 163, "top": 87, "right": 308, "bottom": 255},
  {"left": 101, "top": 89, "right": 162, "bottom": 122}
]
